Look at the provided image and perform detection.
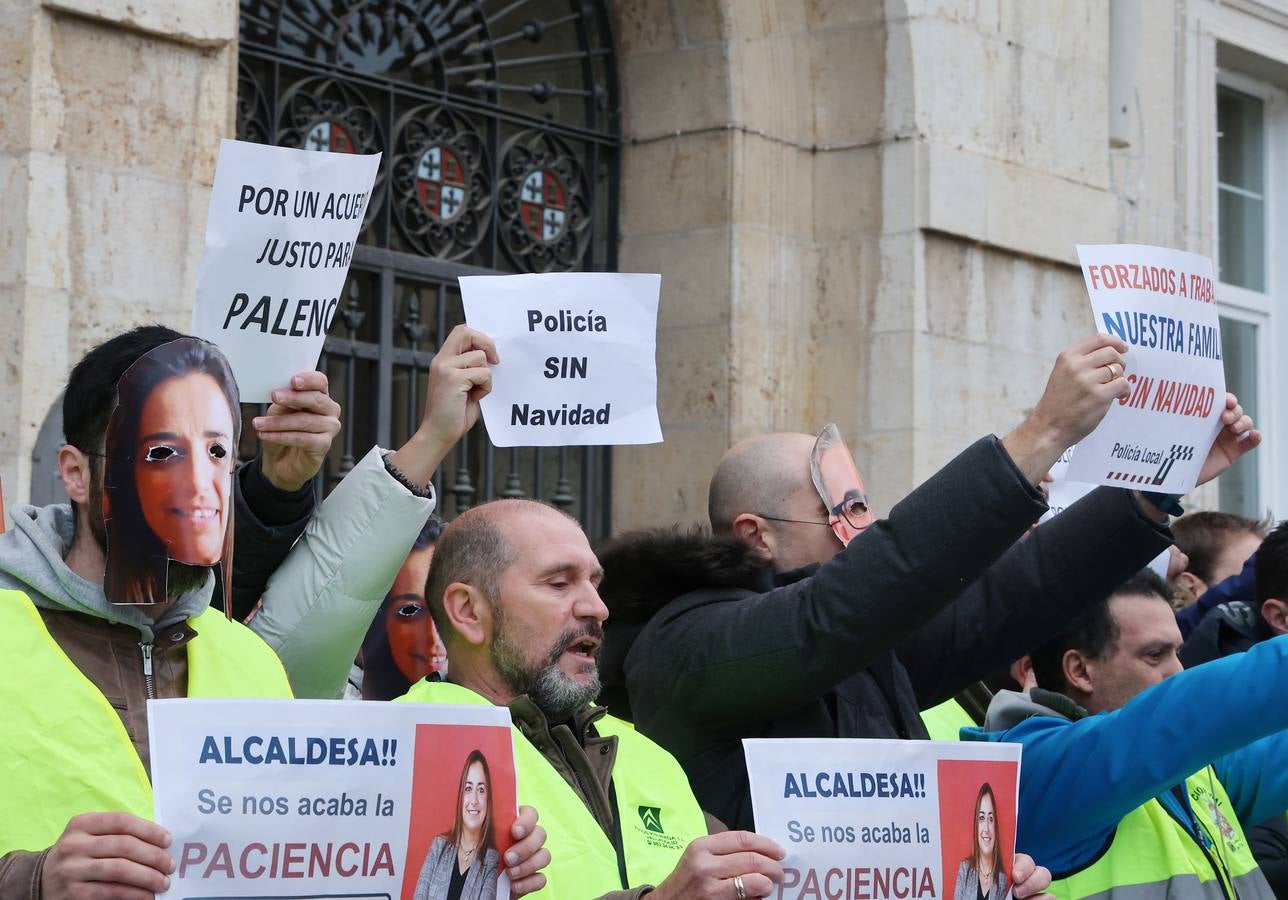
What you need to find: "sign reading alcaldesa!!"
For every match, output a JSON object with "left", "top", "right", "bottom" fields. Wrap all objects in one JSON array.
[
  {"left": 1067, "top": 244, "right": 1225, "bottom": 493},
  {"left": 150, "top": 698, "right": 520, "bottom": 900},
  {"left": 192, "top": 139, "right": 380, "bottom": 402},
  {"left": 745, "top": 739, "right": 1022, "bottom": 900},
  {"left": 460, "top": 273, "right": 663, "bottom": 447}
]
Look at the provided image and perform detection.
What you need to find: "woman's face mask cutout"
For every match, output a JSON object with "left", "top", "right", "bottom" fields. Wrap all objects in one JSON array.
[
  {"left": 103, "top": 338, "right": 239, "bottom": 605},
  {"left": 809, "top": 423, "right": 874, "bottom": 548}
]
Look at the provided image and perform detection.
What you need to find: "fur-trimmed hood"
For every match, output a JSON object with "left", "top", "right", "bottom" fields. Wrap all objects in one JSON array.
[
  {"left": 596, "top": 527, "right": 773, "bottom": 721},
  {"left": 596, "top": 526, "right": 772, "bottom": 624}
]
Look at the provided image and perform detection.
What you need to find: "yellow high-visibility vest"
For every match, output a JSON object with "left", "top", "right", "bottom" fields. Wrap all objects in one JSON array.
[
  {"left": 920, "top": 697, "right": 976, "bottom": 741},
  {"left": 1051, "top": 766, "right": 1272, "bottom": 900},
  {"left": 0, "top": 588, "right": 293, "bottom": 852}
]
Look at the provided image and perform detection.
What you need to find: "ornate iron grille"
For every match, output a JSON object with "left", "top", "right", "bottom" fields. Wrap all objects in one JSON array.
[{"left": 236, "top": 0, "right": 619, "bottom": 537}]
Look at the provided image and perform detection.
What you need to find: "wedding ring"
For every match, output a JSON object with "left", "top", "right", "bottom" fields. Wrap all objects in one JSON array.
[{"left": 734, "top": 874, "right": 748, "bottom": 900}]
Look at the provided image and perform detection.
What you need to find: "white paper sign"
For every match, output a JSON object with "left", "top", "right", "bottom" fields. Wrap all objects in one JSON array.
[
  {"left": 459, "top": 273, "right": 663, "bottom": 447},
  {"left": 149, "top": 698, "right": 516, "bottom": 900},
  {"left": 745, "top": 739, "right": 1022, "bottom": 900},
  {"left": 192, "top": 139, "right": 380, "bottom": 401},
  {"left": 1042, "top": 446, "right": 1171, "bottom": 580},
  {"left": 1068, "top": 244, "right": 1225, "bottom": 492}
]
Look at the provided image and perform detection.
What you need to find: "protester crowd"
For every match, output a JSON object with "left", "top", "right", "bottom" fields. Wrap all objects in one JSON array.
[{"left": 0, "top": 317, "right": 1281, "bottom": 900}]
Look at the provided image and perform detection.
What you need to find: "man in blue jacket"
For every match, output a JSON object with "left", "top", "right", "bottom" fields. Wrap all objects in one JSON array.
[{"left": 966, "top": 569, "right": 1288, "bottom": 898}]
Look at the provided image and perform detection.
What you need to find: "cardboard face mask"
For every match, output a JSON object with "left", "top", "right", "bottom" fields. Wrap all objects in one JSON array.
[
  {"left": 809, "top": 423, "right": 874, "bottom": 547},
  {"left": 102, "top": 338, "right": 240, "bottom": 606}
]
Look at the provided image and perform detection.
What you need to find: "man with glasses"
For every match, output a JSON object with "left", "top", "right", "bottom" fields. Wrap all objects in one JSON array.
[{"left": 594, "top": 334, "right": 1260, "bottom": 834}]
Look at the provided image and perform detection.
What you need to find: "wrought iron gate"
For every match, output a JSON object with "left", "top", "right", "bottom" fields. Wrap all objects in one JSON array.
[{"left": 236, "top": 0, "right": 619, "bottom": 536}]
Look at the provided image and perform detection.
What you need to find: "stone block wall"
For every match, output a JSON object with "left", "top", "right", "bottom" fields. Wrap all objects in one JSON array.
[{"left": 0, "top": 0, "right": 237, "bottom": 525}]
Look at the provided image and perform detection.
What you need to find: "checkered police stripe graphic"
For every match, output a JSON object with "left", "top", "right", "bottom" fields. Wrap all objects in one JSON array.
[{"left": 1105, "top": 471, "right": 1151, "bottom": 483}]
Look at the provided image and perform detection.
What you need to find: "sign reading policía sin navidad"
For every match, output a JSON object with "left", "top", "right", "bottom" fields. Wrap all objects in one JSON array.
[
  {"left": 460, "top": 273, "right": 663, "bottom": 447},
  {"left": 192, "top": 139, "right": 381, "bottom": 401},
  {"left": 1067, "top": 244, "right": 1226, "bottom": 493}
]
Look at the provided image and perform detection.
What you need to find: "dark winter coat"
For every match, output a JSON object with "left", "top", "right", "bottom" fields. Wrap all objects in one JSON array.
[
  {"left": 1179, "top": 599, "right": 1271, "bottom": 669},
  {"left": 598, "top": 436, "right": 1174, "bottom": 830}
]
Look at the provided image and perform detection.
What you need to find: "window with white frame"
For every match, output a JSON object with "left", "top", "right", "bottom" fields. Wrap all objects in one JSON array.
[{"left": 1215, "top": 71, "right": 1284, "bottom": 519}]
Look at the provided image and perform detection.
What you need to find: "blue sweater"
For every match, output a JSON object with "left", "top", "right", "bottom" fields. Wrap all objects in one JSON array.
[{"left": 963, "top": 634, "right": 1288, "bottom": 874}]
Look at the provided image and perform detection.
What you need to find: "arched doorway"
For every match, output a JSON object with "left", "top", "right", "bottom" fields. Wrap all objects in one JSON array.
[{"left": 236, "top": 0, "right": 620, "bottom": 536}]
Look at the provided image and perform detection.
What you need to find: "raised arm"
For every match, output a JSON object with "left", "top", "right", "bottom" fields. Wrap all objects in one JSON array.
[
  {"left": 637, "top": 335, "right": 1133, "bottom": 726},
  {"left": 1007, "top": 634, "right": 1288, "bottom": 870},
  {"left": 898, "top": 486, "right": 1173, "bottom": 708}
]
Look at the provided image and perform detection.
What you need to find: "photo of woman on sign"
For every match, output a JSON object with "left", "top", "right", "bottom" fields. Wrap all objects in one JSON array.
[
  {"left": 952, "top": 783, "right": 1009, "bottom": 900},
  {"left": 103, "top": 338, "right": 239, "bottom": 605},
  {"left": 413, "top": 749, "right": 500, "bottom": 900}
]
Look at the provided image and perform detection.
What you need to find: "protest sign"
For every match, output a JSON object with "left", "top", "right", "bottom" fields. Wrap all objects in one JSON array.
[
  {"left": 1042, "top": 446, "right": 1170, "bottom": 580},
  {"left": 459, "top": 273, "right": 662, "bottom": 447},
  {"left": 192, "top": 139, "right": 380, "bottom": 402},
  {"left": 745, "top": 738, "right": 1021, "bottom": 900},
  {"left": 149, "top": 698, "right": 517, "bottom": 900},
  {"left": 1067, "top": 244, "right": 1225, "bottom": 492}
]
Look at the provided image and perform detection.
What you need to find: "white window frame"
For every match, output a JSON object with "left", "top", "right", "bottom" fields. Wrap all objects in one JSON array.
[{"left": 1214, "top": 68, "right": 1288, "bottom": 518}]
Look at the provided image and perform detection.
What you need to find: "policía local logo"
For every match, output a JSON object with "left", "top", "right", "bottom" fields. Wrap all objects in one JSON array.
[
  {"left": 1152, "top": 443, "right": 1195, "bottom": 486},
  {"left": 638, "top": 806, "right": 664, "bottom": 834}
]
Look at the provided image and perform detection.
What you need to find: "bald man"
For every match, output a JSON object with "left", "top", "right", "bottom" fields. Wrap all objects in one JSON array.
[
  {"left": 596, "top": 335, "right": 1260, "bottom": 831},
  {"left": 400, "top": 498, "right": 792, "bottom": 900}
]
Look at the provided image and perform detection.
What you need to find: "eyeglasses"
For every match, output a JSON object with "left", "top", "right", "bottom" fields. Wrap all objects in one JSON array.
[
  {"left": 830, "top": 494, "right": 874, "bottom": 531},
  {"left": 758, "top": 496, "right": 873, "bottom": 531},
  {"left": 756, "top": 513, "right": 830, "bottom": 528}
]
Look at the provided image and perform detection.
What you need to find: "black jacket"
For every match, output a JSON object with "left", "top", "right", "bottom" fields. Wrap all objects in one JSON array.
[
  {"left": 1179, "top": 599, "right": 1272, "bottom": 668},
  {"left": 220, "top": 456, "right": 316, "bottom": 619},
  {"left": 598, "top": 437, "right": 1173, "bottom": 830}
]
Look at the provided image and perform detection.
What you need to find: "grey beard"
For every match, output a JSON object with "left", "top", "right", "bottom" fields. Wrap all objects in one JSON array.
[{"left": 490, "top": 617, "right": 602, "bottom": 721}]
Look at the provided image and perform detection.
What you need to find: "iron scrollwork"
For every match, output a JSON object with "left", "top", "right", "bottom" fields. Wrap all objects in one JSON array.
[
  {"left": 391, "top": 106, "right": 492, "bottom": 260},
  {"left": 499, "top": 130, "right": 591, "bottom": 272}
]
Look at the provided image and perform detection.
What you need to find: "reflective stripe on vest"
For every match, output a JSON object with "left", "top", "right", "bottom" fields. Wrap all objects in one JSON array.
[
  {"left": 398, "top": 680, "right": 707, "bottom": 893},
  {"left": 0, "top": 588, "right": 293, "bottom": 853},
  {"left": 920, "top": 698, "right": 975, "bottom": 742},
  {"left": 1051, "top": 767, "right": 1273, "bottom": 900}
]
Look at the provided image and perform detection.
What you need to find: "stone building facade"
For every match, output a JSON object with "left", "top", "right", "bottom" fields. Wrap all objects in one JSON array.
[{"left": 2, "top": 0, "right": 1285, "bottom": 533}]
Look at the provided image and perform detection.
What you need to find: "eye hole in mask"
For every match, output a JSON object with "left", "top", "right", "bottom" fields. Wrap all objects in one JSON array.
[
  {"left": 810, "top": 423, "right": 875, "bottom": 547},
  {"left": 143, "top": 445, "right": 179, "bottom": 463}
]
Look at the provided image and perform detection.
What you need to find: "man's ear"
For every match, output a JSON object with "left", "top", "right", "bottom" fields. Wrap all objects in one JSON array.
[
  {"left": 731, "top": 513, "right": 774, "bottom": 561},
  {"left": 1261, "top": 599, "right": 1288, "bottom": 636},
  {"left": 1062, "top": 649, "right": 1095, "bottom": 698},
  {"left": 1175, "top": 571, "right": 1208, "bottom": 601},
  {"left": 58, "top": 445, "right": 93, "bottom": 505},
  {"left": 443, "top": 582, "right": 492, "bottom": 647}
]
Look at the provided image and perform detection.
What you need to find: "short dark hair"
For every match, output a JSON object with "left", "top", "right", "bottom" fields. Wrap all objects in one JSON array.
[
  {"left": 1171, "top": 511, "right": 1269, "bottom": 584},
  {"left": 64, "top": 325, "right": 187, "bottom": 455},
  {"left": 413, "top": 516, "right": 446, "bottom": 552},
  {"left": 1030, "top": 570, "right": 1171, "bottom": 695},
  {"left": 1255, "top": 521, "right": 1288, "bottom": 611}
]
